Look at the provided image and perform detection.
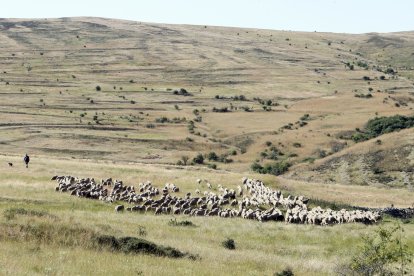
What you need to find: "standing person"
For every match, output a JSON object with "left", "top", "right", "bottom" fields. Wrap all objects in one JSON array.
[{"left": 24, "top": 154, "right": 30, "bottom": 168}]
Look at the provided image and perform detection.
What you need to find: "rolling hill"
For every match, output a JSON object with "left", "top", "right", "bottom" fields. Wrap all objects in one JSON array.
[
  {"left": 1, "top": 17, "right": 414, "bottom": 187},
  {"left": 0, "top": 17, "right": 414, "bottom": 275}
]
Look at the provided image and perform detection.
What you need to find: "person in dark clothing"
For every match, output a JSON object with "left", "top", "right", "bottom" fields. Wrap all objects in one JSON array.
[{"left": 24, "top": 154, "right": 30, "bottom": 168}]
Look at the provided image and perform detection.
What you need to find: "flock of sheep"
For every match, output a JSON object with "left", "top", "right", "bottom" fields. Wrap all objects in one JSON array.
[{"left": 52, "top": 175, "right": 381, "bottom": 225}]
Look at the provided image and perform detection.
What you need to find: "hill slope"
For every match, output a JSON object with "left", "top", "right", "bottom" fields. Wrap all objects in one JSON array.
[{"left": 0, "top": 17, "right": 414, "bottom": 185}]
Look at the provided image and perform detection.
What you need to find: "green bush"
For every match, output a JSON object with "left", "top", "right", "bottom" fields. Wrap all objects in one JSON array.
[
  {"left": 207, "top": 151, "right": 219, "bottom": 161},
  {"left": 350, "top": 115, "right": 414, "bottom": 142},
  {"left": 208, "top": 163, "right": 217, "bottom": 169},
  {"left": 274, "top": 267, "right": 294, "bottom": 276},
  {"left": 338, "top": 224, "right": 412, "bottom": 275},
  {"left": 222, "top": 238, "right": 236, "bottom": 250},
  {"left": 193, "top": 153, "right": 204, "bottom": 164},
  {"left": 251, "top": 161, "right": 290, "bottom": 175}
]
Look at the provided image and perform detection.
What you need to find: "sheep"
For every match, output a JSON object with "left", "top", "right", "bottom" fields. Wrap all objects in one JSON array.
[
  {"left": 115, "top": 205, "right": 124, "bottom": 212},
  {"left": 51, "top": 175, "right": 381, "bottom": 225}
]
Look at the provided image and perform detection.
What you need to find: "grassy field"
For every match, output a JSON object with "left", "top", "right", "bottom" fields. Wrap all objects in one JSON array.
[
  {"left": 0, "top": 155, "right": 413, "bottom": 275},
  {"left": 0, "top": 17, "right": 414, "bottom": 275}
]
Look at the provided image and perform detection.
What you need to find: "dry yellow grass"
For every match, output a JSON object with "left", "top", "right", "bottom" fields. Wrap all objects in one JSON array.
[{"left": 0, "top": 154, "right": 413, "bottom": 276}]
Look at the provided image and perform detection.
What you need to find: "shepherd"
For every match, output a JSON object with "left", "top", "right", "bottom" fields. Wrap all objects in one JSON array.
[{"left": 24, "top": 154, "right": 30, "bottom": 168}]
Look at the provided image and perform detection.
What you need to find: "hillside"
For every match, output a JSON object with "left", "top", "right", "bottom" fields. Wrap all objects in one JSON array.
[
  {"left": 1, "top": 17, "right": 414, "bottom": 276},
  {"left": 1, "top": 17, "right": 414, "bottom": 182},
  {"left": 286, "top": 128, "right": 414, "bottom": 188}
]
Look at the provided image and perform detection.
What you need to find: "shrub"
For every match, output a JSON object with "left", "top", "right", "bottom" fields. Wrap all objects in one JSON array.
[
  {"left": 355, "top": 93, "right": 372, "bottom": 98},
  {"left": 212, "top": 107, "right": 230, "bottom": 113},
  {"left": 386, "top": 68, "right": 395, "bottom": 75},
  {"left": 155, "top": 117, "right": 169, "bottom": 123},
  {"left": 330, "top": 141, "right": 347, "bottom": 153},
  {"left": 95, "top": 85, "right": 101, "bottom": 91},
  {"left": 180, "top": 156, "right": 189, "bottom": 166},
  {"left": 264, "top": 161, "right": 290, "bottom": 175},
  {"left": 207, "top": 151, "right": 218, "bottom": 161},
  {"left": 193, "top": 154, "right": 204, "bottom": 164},
  {"left": 137, "top": 226, "right": 147, "bottom": 237},
  {"left": 222, "top": 238, "right": 236, "bottom": 250},
  {"left": 251, "top": 162, "right": 263, "bottom": 172},
  {"left": 351, "top": 115, "right": 414, "bottom": 143},
  {"left": 208, "top": 163, "right": 217, "bottom": 169},
  {"left": 357, "top": 61, "right": 368, "bottom": 69},
  {"left": 94, "top": 235, "right": 190, "bottom": 259},
  {"left": 168, "top": 218, "right": 195, "bottom": 227},
  {"left": 315, "top": 149, "right": 327, "bottom": 158},
  {"left": 337, "top": 224, "right": 412, "bottom": 275},
  {"left": 274, "top": 267, "right": 294, "bottom": 276},
  {"left": 218, "top": 154, "right": 233, "bottom": 163},
  {"left": 300, "top": 114, "right": 310, "bottom": 121},
  {"left": 251, "top": 161, "right": 290, "bottom": 175},
  {"left": 173, "top": 88, "right": 192, "bottom": 96}
]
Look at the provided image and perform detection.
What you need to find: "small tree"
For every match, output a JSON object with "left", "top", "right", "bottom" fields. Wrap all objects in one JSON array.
[
  {"left": 339, "top": 224, "right": 412, "bottom": 275},
  {"left": 207, "top": 151, "right": 218, "bottom": 161},
  {"left": 193, "top": 153, "right": 204, "bottom": 164},
  {"left": 180, "top": 156, "right": 189, "bottom": 166}
]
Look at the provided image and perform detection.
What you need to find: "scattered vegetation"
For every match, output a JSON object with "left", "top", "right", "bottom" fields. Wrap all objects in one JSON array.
[
  {"left": 155, "top": 117, "right": 186, "bottom": 124},
  {"left": 355, "top": 93, "right": 373, "bottom": 99},
  {"left": 215, "top": 94, "right": 247, "bottom": 101},
  {"left": 260, "top": 146, "right": 284, "bottom": 161},
  {"left": 251, "top": 161, "right": 291, "bottom": 176}
]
